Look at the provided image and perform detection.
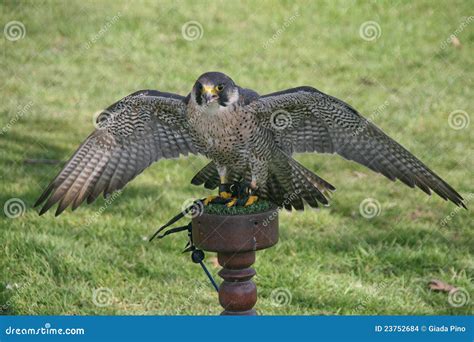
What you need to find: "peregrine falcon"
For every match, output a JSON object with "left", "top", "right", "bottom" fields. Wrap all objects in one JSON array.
[{"left": 35, "top": 71, "right": 465, "bottom": 215}]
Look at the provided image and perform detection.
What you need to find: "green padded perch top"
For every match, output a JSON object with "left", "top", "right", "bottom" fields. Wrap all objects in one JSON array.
[{"left": 203, "top": 199, "right": 275, "bottom": 215}]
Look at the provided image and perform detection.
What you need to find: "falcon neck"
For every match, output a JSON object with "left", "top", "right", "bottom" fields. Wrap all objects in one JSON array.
[{"left": 188, "top": 101, "right": 238, "bottom": 118}]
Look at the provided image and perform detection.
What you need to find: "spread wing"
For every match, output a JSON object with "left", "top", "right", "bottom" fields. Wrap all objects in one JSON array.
[
  {"left": 35, "top": 90, "right": 197, "bottom": 216},
  {"left": 250, "top": 86, "right": 465, "bottom": 208}
]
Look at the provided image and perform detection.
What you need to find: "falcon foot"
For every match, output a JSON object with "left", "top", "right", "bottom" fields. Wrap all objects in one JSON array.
[
  {"left": 203, "top": 183, "right": 233, "bottom": 205},
  {"left": 225, "top": 195, "right": 259, "bottom": 207},
  {"left": 225, "top": 182, "right": 259, "bottom": 207},
  {"left": 204, "top": 182, "right": 260, "bottom": 207},
  {"left": 244, "top": 195, "right": 259, "bottom": 206}
]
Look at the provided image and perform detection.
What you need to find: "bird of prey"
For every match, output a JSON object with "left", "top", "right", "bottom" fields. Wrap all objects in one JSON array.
[{"left": 35, "top": 71, "right": 465, "bottom": 215}]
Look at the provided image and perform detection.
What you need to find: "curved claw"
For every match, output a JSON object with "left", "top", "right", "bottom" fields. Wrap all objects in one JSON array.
[
  {"left": 204, "top": 195, "right": 232, "bottom": 205},
  {"left": 220, "top": 191, "right": 232, "bottom": 199},
  {"left": 219, "top": 183, "right": 233, "bottom": 199},
  {"left": 204, "top": 195, "right": 217, "bottom": 205},
  {"left": 244, "top": 195, "right": 259, "bottom": 207},
  {"left": 226, "top": 198, "right": 238, "bottom": 207}
]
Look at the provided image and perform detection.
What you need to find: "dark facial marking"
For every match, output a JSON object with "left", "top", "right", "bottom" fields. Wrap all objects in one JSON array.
[
  {"left": 218, "top": 87, "right": 229, "bottom": 107},
  {"left": 195, "top": 82, "right": 203, "bottom": 105}
]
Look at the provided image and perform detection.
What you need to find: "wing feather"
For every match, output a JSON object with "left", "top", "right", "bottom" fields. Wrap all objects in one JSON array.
[
  {"left": 35, "top": 90, "right": 197, "bottom": 215},
  {"left": 252, "top": 87, "right": 465, "bottom": 208}
]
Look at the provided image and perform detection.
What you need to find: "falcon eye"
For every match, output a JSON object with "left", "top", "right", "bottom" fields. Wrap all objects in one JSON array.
[{"left": 216, "top": 84, "right": 224, "bottom": 92}]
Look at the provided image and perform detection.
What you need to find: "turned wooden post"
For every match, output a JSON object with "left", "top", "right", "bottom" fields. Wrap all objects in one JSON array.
[{"left": 192, "top": 209, "right": 279, "bottom": 315}]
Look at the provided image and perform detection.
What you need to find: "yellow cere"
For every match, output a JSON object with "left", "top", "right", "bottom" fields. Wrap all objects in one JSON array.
[{"left": 202, "top": 85, "right": 217, "bottom": 95}]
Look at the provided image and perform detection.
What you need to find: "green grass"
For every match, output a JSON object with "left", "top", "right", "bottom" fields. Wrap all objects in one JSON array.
[
  {"left": 1, "top": 0, "right": 472, "bottom": 315},
  {"left": 204, "top": 199, "right": 275, "bottom": 215}
]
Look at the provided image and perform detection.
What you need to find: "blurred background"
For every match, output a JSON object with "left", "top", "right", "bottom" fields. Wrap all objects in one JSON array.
[{"left": 1, "top": 0, "right": 472, "bottom": 315}]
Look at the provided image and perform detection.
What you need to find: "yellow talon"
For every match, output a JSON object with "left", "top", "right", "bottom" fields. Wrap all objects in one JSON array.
[
  {"left": 204, "top": 195, "right": 217, "bottom": 205},
  {"left": 226, "top": 198, "right": 237, "bottom": 207},
  {"left": 219, "top": 191, "right": 232, "bottom": 199},
  {"left": 244, "top": 195, "right": 259, "bottom": 207}
]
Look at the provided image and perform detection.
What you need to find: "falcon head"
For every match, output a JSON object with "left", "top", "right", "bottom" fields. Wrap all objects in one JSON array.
[{"left": 192, "top": 72, "right": 239, "bottom": 109}]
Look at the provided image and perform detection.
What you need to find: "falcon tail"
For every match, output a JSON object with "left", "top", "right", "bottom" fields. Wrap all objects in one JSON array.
[
  {"left": 191, "top": 153, "right": 336, "bottom": 211},
  {"left": 264, "top": 151, "right": 336, "bottom": 210}
]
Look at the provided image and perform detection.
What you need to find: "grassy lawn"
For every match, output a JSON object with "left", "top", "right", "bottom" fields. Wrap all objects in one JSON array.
[{"left": 1, "top": 0, "right": 472, "bottom": 315}]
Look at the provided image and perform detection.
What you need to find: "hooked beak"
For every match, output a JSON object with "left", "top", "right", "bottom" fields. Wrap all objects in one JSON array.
[{"left": 202, "top": 85, "right": 218, "bottom": 104}]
